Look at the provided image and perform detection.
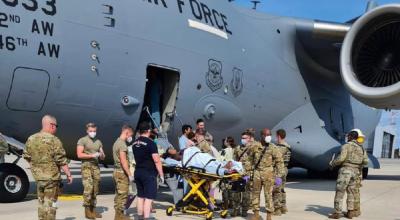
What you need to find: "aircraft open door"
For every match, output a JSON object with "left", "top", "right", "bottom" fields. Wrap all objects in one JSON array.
[{"left": 138, "top": 65, "right": 180, "bottom": 149}]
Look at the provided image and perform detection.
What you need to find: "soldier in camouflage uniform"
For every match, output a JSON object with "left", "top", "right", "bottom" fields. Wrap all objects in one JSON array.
[
  {"left": 272, "top": 129, "right": 291, "bottom": 215},
  {"left": 220, "top": 137, "right": 235, "bottom": 210},
  {"left": 351, "top": 129, "right": 368, "bottom": 218},
  {"left": 247, "top": 128, "right": 284, "bottom": 220},
  {"left": 77, "top": 123, "right": 105, "bottom": 219},
  {"left": 23, "top": 115, "right": 72, "bottom": 220},
  {"left": 113, "top": 125, "right": 134, "bottom": 220},
  {"left": 195, "top": 118, "right": 213, "bottom": 145},
  {"left": 329, "top": 129, "right": 368, "bottom": 219},
  {"left": 0, "top": 132, "right": 8, "bottom": 163},
  {"left": 231, "top": 131, "right": 253, "bottom": 217}
]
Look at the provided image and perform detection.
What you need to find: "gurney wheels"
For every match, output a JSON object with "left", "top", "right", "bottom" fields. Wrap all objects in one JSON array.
[
  {"left": 220, "top": 210, "right": 228, "bottom": 219},
  {"left": 206, "top": 212, "right": 213, "bottom": 220},
  {"left": 166, "top": 206, "right": 174, "bottom": 216}
]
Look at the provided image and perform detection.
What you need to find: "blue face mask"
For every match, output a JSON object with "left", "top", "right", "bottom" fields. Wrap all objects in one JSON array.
[{"left": 241, "top": 139, "right": 247, "bottom": 145}]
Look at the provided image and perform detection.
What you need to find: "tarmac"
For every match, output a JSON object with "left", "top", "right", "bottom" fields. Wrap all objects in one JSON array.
[{"left": 0, "top": 156, "right": 399, "bottom": 220}]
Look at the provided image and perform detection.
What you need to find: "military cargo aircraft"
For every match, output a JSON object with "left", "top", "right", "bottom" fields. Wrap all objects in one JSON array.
[{"left": 0, "top": 0, "right": 398, "bottom": 202}]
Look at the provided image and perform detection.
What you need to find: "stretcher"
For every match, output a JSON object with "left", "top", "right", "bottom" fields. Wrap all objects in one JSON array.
[{"left": 164, "top": 166, "right": 245, "bottom": 220}]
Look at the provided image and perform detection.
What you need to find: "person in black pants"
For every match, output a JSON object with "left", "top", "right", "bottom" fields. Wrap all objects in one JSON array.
[{"left": 132, "top": 122, "right": 164, "bottom": 219}]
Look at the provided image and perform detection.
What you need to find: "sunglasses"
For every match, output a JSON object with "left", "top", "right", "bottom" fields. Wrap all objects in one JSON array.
[{"left": 50, "top": 123, "right": 59, "bottom": 128}]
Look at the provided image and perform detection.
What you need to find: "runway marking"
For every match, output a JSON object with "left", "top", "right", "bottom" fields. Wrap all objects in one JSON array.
[{"left": 58, "top": 194, "right": 83, "bottom": 201}]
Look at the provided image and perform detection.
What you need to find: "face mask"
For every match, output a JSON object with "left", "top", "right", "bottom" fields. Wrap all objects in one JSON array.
[
  {"left": 154, "top": 139, "right": 158, "bottom": 145},
  {"left": 127, "top": 136, "right": 133, "bottom": 143},
  {"left": 241, "top": 139, "right": 248, "bottom": 145},
  {"left": 88, "top": 132, "right": 96, "bottom": 139},
  {"left": 264, "top": 136, "right": 272, "bottom": 143}
]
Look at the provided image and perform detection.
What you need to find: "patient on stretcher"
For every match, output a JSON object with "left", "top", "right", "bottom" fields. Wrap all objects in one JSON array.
[{"left": 163, "top": 145, "right": 243, "bottom": 176}]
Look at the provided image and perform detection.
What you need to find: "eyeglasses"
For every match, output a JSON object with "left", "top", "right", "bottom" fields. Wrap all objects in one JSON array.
[{"left": 50, "top": 123, "right": 59, "bottom": 128}]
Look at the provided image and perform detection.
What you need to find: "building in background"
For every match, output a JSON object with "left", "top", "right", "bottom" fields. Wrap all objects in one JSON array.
[{"left": 372, "top": 125, "right": 397, "bottom": 159}]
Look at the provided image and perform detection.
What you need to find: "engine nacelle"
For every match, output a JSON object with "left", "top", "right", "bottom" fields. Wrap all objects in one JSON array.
[{"left": 341, "top": 4, "right": 400, "bottom": 109}]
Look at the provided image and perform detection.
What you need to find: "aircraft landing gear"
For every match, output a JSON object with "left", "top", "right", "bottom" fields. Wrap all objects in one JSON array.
[{"left": 0, "top": 163, "right": 29, "bottom": 202}]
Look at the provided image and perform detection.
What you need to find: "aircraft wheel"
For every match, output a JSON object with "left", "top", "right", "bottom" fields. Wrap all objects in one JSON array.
[
  {"left": 0, "top": 163, "right": 29, "bottom": 203},
  {"left": 362, "top": 167, "right": 369, "bottom": 179}
]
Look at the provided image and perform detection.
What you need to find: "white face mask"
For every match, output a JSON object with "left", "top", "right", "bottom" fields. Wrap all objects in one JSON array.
[
  {"left": 264, "top": 135, "right": 272, "bottom": 143},
  {"left": 127, "top": 136, "right": 133, "bottom": 143},
  {"left": 88, "top": 132, "right": 96, "bottom": 139},
  {"left": 241, "top": 139, "right": 248, "bottom": 145}
]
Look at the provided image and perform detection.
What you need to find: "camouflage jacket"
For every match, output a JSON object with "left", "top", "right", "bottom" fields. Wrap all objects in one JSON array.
[
  {"left": 247, "top": 141, "right": 285, "bottom": 177},
  {"left": 333, "top": 140, "right": 368, "bottom": 168},
  {"left": 23, "top": 132, "right": 68, "bottom": 181},
  {"left": 233, "top": 144, "right": 251, "bottom": 172},
  {"left": 275, "top": 141, "right": 291, "bottom": 167}
]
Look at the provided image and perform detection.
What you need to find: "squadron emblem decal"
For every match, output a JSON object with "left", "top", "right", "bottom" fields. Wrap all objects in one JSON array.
[
  {"left": 206, "top": 59, "right": 223, "bottom": 92},
  {"left": 231, "top": 68, "right": 243, "bottom": 97}
]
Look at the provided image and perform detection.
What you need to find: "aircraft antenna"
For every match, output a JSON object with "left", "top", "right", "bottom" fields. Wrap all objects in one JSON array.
[
  {"left": 365, "top": 0, "right": 378, "bottom": 12},
  {"left": 251, "top": 1, "right": 261, "bottom": 10}
]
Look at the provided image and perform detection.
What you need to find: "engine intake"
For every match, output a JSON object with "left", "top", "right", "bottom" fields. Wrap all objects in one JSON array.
[{"left": 341, "top": 4, "right": 400, "bottom": 109}]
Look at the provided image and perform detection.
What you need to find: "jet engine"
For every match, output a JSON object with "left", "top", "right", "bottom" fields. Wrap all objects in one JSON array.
[{"left": 341, "top": 4, "right": 400, "bottom": 109}]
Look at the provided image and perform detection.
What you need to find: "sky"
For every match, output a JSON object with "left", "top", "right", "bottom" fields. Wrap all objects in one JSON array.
[
  {"left": 234, "top": 0, "right": 400, "bottom": 148},
  {"left": 234, "top": 0, "right": 400, "bottom": 22}
]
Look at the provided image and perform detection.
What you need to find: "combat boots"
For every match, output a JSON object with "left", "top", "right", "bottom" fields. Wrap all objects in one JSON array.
[
  {"left": 91, "top": 206, "right": 102, "bottom": 218},
  {"left": 266, "top": 211, "right": 272, "bottom": 220},
  {"left": 231, "top": 208, "right": 239, "bottom": 217},
  {"left": 329, "top": 212, "right": 341, "bottom": 219},
  {"left": 273, "top": 208, "right": 282, "bottom": 216},
  {"left": 353, "top": 209, "right": 361, "bottom": 217},
  {"left": 250, "top": 211, "right": 261, "bottom": 220},
  {"left": 241, "top": 209, "right": 248, "bottom": 217},
  {"left": 281, "top": 206, "right": 288, "bottom": 214},
  {"left": 114, "top": 211, "right": 130, "bottom": 220},
  {"left": 85, "top": 207, "right": 95, "bottom": 219},
  {"left": 346, "top": 210, "right": 356, "bottom": 219}
]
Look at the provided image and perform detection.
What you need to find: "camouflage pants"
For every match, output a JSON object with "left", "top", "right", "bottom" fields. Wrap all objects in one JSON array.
[
  {"left": 354, "top": 173, "right": 362, "bottom": 212},
  {"left": 222, "top": 190, "right": 232, "bottom": 208},
  {"left": 36, "top": 180, "right": 60, "bottom": 220},
  {"left": 232, "top": 182, "right": 251, "bottom": 211},
  {"left": 113, "top": 169, "right": 129, "bottom": 212},
  {"left": 334, "top": 167, "right": 359, "bottom": 213},
  {"left": 273, "top": 168, "right": 288, "bottom": 209},
  {"left": 251, "top": 170, "right": 274, "bottom": 213},
  {"left": 220, "top": 181, "right": 233, "bottom": 209},
  {"left": 81, "top": 162, "right": 100, "bottom": 207}
]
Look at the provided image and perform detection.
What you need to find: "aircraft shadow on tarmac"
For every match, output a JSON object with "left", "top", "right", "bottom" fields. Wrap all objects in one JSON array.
[
  {"left": 285, "top": 169, "right": 336, "bottom": 192},
  {"left": 367, "top": 174, "right": 400, "bottom": 181}
]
